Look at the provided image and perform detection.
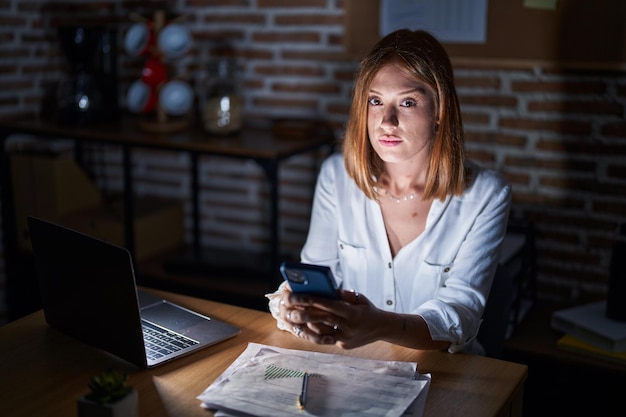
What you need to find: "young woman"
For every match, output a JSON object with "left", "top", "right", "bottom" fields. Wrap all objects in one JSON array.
[{"left": 267, "top": 29, "right": 511, "bottom": 355}]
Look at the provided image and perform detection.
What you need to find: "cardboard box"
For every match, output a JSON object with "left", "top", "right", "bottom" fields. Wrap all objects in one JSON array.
[
  {"left": 11, "top": 152, "right": 103, "bottom": 251},
  {"left": 60, "top": 196, "right": 185, "bottom": 262}
]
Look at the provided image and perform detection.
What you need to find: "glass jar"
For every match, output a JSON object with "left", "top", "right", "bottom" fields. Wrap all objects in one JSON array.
[{"left": 201, "top": 58, "right": 243, "bottom": 135}]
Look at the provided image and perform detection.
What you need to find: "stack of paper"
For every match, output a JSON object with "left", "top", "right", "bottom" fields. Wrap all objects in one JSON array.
[
  {"left": 557, "top": 334, "right": 626, "bottom": 366},
  {"left": 197, "top": 343, "right": 431, "bottom": 417},
  {"left": 551, "top": 301, "right": 626, "bottom": 352},
  {"left": 551, "top": 301, "right": 626, "bottom": 363}
]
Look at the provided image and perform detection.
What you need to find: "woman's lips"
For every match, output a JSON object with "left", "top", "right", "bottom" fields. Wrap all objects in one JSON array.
[{"left": 378, "top": 135, "right": 402, "bottom": 146}]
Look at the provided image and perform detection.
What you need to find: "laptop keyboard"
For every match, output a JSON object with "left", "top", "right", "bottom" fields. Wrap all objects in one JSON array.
[{"left": 142, "top": 320, "right": 199, "bottom": 361}]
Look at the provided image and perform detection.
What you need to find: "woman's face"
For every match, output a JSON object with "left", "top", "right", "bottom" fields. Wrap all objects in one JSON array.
[{"left": 367, "top": 62, "right": 437, "bottom": 165}]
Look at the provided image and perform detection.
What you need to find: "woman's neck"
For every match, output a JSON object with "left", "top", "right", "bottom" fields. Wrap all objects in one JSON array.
[{"left": 378, "top": 162, "right": 427, "bottom": 198}]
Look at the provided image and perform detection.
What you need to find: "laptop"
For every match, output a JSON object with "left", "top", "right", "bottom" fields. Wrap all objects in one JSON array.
[{"left": 27, "top": 216, "right": 240, "bottom": 368}]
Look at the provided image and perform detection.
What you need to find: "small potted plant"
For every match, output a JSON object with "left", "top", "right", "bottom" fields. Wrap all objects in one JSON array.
[{"left": 77, "top": 369, "right": 138, "bottom": 417}]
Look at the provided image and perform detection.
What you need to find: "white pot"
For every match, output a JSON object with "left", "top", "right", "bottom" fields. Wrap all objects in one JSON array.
[{"left": 77, "top": 388, "right": 138, "bottom": 417}]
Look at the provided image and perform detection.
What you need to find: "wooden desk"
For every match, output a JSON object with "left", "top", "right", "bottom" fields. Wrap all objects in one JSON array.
[{"left": 0, "top": 289, "right": 527, "bottom": 417}]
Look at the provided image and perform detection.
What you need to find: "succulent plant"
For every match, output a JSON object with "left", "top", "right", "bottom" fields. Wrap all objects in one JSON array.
[{"left": 85, "top": 369, "right": 133, "bottom": 405}]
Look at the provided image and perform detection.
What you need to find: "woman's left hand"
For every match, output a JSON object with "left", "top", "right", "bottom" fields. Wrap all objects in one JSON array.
[{"left": 280, "top": 288, "right": 381, "bottom": 349}]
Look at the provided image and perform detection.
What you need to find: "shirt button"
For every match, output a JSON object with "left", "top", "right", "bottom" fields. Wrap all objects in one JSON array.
[
  {"left": 339, "top": 243, "right": 344, "bottom": 250},
  {"left": 444, "top": 267, "right": 450, "bottom": 273},
  {"left": 386, "top": 300, "right": 393, "bottom": 306},
  {"left": 387, "top": 262, "right": 392, "bottom": 269}
]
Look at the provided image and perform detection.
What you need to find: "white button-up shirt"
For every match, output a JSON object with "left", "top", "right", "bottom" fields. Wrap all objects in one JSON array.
[{"left": 298, "top": 153, "right": 512, "bottom": 353}]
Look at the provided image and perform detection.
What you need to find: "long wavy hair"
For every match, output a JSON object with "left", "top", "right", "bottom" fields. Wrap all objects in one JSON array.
[{"left": 343, "top": 29, "right": 467, "bottom": 202}]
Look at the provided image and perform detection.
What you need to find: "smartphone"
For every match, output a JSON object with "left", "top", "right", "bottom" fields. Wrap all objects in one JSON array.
[{"left": 279, "top": 261, "right": 340, "bottom": 299}]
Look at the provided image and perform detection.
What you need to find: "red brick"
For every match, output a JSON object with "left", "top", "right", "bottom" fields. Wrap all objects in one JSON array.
[
  {"left": 281, "top": 49, "right": 349, "bottom": 62},
  {"left": 452, "top": 60, "right": 534, "bottom": 72},
  {"left": 258, "top": 0, "right": 327, "bottom": 7},
  {"left": 252, "top": 97, "right": 318, "bottom": 109},
  {"left": 325, "top": 103, "right": 350, "bottom": 115},
  {"left": 252, "top": 32, "right": 321, "bottom": 43},
  {"left": 460, "top": 95, "right": 517, "bottom": 107},
  {"left": 333, "top": 68, "right": 358, "bottom": 81},
  {"left": 193, "top": 29, "right": 246, "bottom": 43},
  {"left": 466, "top": 150, "right": 495, "bottom": 163},
  {"left": 272, "top": 83, "right": 340, "bottom": 94},
  {"left": 510, "top": 192, "right": 585, "bottom": 209},
  {"left": 455, "top": 76, "right": 500, "bottom": 89},
  {"left": 254, "top": 65, "right": 324, "bottom": 77},
  {"left": 602, "top": 121, "right": 626, "bottom": 138},
  {"left": 274, "top": 14, "right": 344, "bottom": 25},
  {"left": 500, "top": 118, "right": 591, "bottom": 135},
  {"left": 512, "top": 80, "right": 607, "bottom": 94},
  {"left": 607, "top": 163, "right": 626, "bottom": 178},
  {"left": 461, "top": 112, "right": 490, "bottom": 125},
  {"left": 503, "top": 156, "right": 595, "bottom": 173},
  {"left": 537, "top": 138, "right": 626, "bottom": 155},
  {"left": 537, "top": 247, "right": 601, "bottom": 266},
  {"left": 593, "top": 200, "right": 626, "bottom": 216},
  {"left": 466, "top": 132, "right": 527, "bottom": 147},
  {"left": 587, "top": 235, "right": 616, "bottom": 251},
  {"left": 203, "top": 13, "right": 265, "bottom": 24},
  {"left": 187, "top": 0, "right": 251, "bottom": 6},
  {"left": 526, "top": 211, "right": 615, "bottom": 232},
  {"left": 540, "top": 176, "right": 626, "bottom": 196},
  {"left": 528, "top": 100, "right": 623, "bottom": 116},
  {"left": 540, "top": 229, "right": 582, "bottom": 246},
  {"left": 503, "top": 172, "right": 530, "bottom": 186},
  {"left": 235, "top": 48, "right": 274, "bottom": 60}
]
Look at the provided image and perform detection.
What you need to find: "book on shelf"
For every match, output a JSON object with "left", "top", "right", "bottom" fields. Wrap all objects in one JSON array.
[
  {"left": 557, "top": 334, "right": 626, "bottom": 366},
  {"left": 551, "top": 300, "right": 626, "bottom": 353}
]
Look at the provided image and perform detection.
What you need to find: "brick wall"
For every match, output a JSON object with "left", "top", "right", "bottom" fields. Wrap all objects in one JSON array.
[{"left": 0, "top": 0, "right": 625, "bottom": 324}]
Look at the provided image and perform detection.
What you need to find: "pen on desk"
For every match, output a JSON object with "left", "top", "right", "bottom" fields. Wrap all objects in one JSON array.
[{"left": 297, "top": 371, "right": 309, "bottom": 410}]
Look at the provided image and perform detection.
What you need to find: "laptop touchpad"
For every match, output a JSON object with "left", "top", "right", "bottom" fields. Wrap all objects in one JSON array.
[{"left": 142, "top": 301, "right": 209, "bottom": 332}]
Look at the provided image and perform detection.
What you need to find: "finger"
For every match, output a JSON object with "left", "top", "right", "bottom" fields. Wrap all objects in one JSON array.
[
  {"left": 306, "top": 321, "right": 339, "bottom": 335},
  {"left": 304, "top": 323, "right": 336, "bottom": 345},
  {"left": 290, "top": 307, "right": 336, "bottom": 325},
  {"left": 280, "top": 299, "right": 294, "bottom": 323},
  {"left": 340, "top": 289, "right": 366, "bottom": 304}
]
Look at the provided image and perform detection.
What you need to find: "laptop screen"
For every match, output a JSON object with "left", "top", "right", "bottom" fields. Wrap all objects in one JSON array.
[{"left": 28, "top": 216, "right": 148, "bottom": 367}]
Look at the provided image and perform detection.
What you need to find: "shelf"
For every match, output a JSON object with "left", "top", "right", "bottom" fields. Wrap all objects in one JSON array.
[
  {"left": 0, "top": 116, "right": 334, "bottom": 318},
  {"left": 136, "top": 247, "right": 286, "bottom": 312}
]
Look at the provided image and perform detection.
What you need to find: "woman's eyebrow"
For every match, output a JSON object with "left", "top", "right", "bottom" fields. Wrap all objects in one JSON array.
[{"left": 369, "top": 86, "right": 427, "bottom": 96}]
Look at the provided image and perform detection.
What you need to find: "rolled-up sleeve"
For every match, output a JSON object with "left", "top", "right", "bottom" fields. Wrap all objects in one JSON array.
[{"left": 415, "top": 172, "right": 512, "bottom": 353}]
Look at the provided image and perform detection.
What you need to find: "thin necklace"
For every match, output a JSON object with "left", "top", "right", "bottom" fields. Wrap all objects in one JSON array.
[
  {"left": 374, "top": 187, "right": 416, "bottom": 203},
  {"left": 387, "top": 191, "right": 416, "bottom": 203}
]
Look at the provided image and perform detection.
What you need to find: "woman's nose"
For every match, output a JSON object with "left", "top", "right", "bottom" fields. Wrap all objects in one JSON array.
[{"left": 381, "top": 106, "right": 398, "bottom": 127}]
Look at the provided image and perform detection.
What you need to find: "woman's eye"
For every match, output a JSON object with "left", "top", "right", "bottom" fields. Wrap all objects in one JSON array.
[
  {"left": 401, "top": 99, "right": 417, "bottom": 107},
  {"left": 368, "top": 97, "right": 382, "bottom": 106}
]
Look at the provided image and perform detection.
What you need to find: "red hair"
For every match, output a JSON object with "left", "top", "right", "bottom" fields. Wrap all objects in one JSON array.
[{"left": 343, "top": 29, "right": 467, "bottom": 201}]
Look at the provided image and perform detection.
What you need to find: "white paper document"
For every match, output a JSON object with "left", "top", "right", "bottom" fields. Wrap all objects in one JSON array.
[{"left": 198, "top": 343, "right": 431, "bottom": 417}]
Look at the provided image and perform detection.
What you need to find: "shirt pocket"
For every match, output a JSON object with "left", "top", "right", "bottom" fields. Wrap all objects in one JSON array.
[
  {"left": 420, "top": 260, "right": 453, "bottom": 296},
  {"left": 336, "top": 239, "right": 367, "bottom": 288}
]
